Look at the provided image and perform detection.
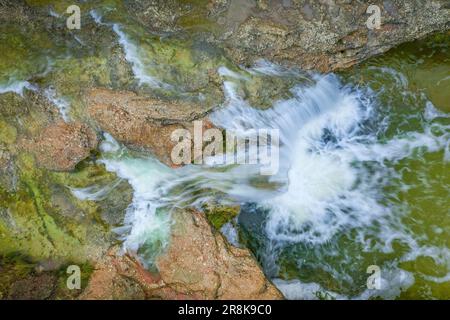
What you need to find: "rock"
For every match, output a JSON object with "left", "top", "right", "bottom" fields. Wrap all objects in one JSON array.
[
  {"left": 0, "top": 89, "right": 129, "bottom": 267},
  {"left": 0, "top": 145, "right": 17, "bottom": 192},
  {"left": 21, "top": 121, "right": 98, "bottom": 172},
  {"left": 125, "top": 0, "right": 450, "bottom": 72},
  {"left": 219, "top": 0, "right": 450, "bottom": 71},
  {"left": 79, "top": 250, "right": 147, "bottom": 300},
  {"left": 87, "top": 88, "right": 215, "bottom": 167},
  {"left": 156, "top": 208, "right": 282, "bottom": 299},
  {"left": 81, "top": 209, "right": 283, "bottom": 300},
  {"left": 124, "top": 0, "right": 186, "bottom": 34},
  {"left": 0, "top": 89, "right": 129, "bottom": 283},
  {"left": 7, "top": 273, "right": 57, "bottom": 300},
  {"left": 202, "top": 200, "right": 240, "bottom": 230}
]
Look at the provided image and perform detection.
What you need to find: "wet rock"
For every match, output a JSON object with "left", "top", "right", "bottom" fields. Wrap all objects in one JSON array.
[
  {"left": 87, "top": 88, "right": 215, "bottom": 166},
  {"left": 81, "top": 209, "right": 283, "bottom": 300},
  {"left": 21, "top": 121, "right": 98, "bottom": 172}
]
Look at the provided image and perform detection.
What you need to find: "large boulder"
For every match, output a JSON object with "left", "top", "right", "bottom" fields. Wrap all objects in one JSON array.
[
  {"left": 87, "top": 88, "right": 215, "bottom": 167},
  {"left": 81, "top": 209, "right": 283, "bottom": 300},
  {"left": 126, "top": 0, "right": 450, "bottom": 72},
  {"left": 217, "top": 0, "right": 450, "bottom": 71},
  {"left": 156, "top": 208, "right": 282, "bottom": 299}
]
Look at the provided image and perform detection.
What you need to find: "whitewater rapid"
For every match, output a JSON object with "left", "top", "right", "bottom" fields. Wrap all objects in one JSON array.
[{"left": 68, "top": 18, "right": 449, "bottom": 299}]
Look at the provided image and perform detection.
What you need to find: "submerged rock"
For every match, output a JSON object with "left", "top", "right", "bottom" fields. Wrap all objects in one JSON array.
[
  {"left": 2, "top": 0, "right": 447, "bottom": 300},
  {"left": 81, "top": 209, "right": 283, "bottom": 300}
]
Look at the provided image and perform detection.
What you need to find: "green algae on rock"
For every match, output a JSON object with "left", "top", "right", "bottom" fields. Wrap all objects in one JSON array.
[
  {"left": 0, "top": 89, "right": 132, "bottom": 300},
  {"left": 202, "top": 201, "right": 240, "bottom": 230}
]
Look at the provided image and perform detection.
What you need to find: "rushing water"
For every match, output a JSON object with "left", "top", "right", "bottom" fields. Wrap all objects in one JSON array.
[
  {"left": 91, "top": 35, "right": 449, "bottom": 299},
  {"left": 1, "top": 3, "right": 448, "bottom": 300}
]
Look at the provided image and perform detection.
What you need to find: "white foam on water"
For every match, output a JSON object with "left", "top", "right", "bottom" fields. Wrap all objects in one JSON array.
[
  {"left": 90, "top": 63, "right": 449, "bottom": 297},
  {"left": 112, "top": 24, "right": 173, "bottom": 90},
  {"left": 368, "top": 66, "right": 409, "bottom": 88},
  {"left": 437, "top": 75, "right": 450, "bottom": 86},
  {"left": 422, "top": 272, "right": 450, "bottom": 284},
  {"left": 214, "top": 73, "right": 448, "bottom": 245},
  {"left": 89, "top": 10, "right": 104, "bottom": 25},
  {"left": 274, "top": 266, "right": 416, "bottom": 300},
  {"left": 99, "top": 132, "right": 122, "bottom": 154},
  {"left": 401, "top": 245, "right": 450, "bottom": 277},
  {"left": 218, "top": 66, "right": 249, "bottom": 80},
  {"left": 97, "top": 139, "right": 177, "bottom": 266},
  {"left": 207, "top": 70, "right": 449, "bottom": 298},
  {"left": 71, "top": 182, "right": 121, "bottom": 201},
  {"left": 248, "top": 59, "right": 303, "bottom": 78},
  {"left": 273, "top": 278, "right": 345, "bottom": 300},
  {"left": 0, "top": 81, "right": 37, "bottom": 96},
  {"left": 49, "top": 9, "right": 60, "bottom": 18},
  {"left": 424, "top": 101, "right": 449, "bottom": 121},
  {"left": 44, "top": 86, "right": 71, "bottom": 122},
  {"left": 70, "top": 134, "right": 174, "bottom": 264},
  {"left": 210, "top": 75, "right": 375, "bottom": 241},
  {"left": 356, "top": 268, "right": 416, "bottom": 300},
  {"left": 220, "top": 220, "right": 241, "bottom": 248},
  {"left": 89, "top": 10, "right": 173, "bottom": 91}
]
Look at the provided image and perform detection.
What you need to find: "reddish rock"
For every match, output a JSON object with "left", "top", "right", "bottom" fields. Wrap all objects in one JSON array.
[
  {"left": 87, "top": 88, "right": 215, "bottom": 167},
  {"left": 81, "top": 209, "right": 283, "bottom": 300},
  {"left": 21, "top": 121, "right": 98, "bottom": 171},
  {"left": 155, "top": 208, "right": 283, "bottom": 300}
]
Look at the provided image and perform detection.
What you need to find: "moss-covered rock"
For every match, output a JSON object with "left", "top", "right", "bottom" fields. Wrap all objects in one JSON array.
[
  {"left": 202, "top": 200, "right": 240, "bottom": 230},
  {"left": 0, "top": 252, "right": 95, "bottom": 299},
  {"left": 0, "top": 89, "right": 132, "bottom": 300},
  {"left": 0, "top": 151, "right": 133, "bottom": 298}
]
